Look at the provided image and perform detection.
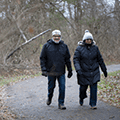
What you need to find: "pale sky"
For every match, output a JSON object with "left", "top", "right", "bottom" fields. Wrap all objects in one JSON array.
[{"left": 106, "top": 0, "right": 115, "bottom": 4}]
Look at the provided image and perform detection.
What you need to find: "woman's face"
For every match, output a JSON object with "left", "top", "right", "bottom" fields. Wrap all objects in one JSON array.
[{"left": 85, "top": 39, "right": 92, "bottom": 44}]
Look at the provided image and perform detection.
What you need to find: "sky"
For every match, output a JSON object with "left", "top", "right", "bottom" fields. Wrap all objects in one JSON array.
[{"left": 106, "top": 0, "right": 115, "bottom": 5}]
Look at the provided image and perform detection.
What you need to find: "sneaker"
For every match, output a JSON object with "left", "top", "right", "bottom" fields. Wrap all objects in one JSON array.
[
  {"left": 58, "top": 104, "right": 66, "bottom": 110},
  {"left": 79, "top": 99, "right": 83, "bottom": 106},
  {"left": 91, "top": 106, "right": 97, "bottom": 110},
  {"left": 46, "top": 98, "right": 51, "bottom": 105}
]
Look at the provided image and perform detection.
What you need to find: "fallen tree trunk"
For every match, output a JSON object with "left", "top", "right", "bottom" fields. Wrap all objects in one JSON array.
[{"left": 6, "top": 29, "right": 51, "bottom": 60}]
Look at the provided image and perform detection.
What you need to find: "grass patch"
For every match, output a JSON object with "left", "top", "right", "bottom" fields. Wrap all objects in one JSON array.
[
  {"left": 0, "top": 72, "right": 41, "bottom": 87},
  {"left": 108, "top": 70, "right": 120, "bottom": 76}
]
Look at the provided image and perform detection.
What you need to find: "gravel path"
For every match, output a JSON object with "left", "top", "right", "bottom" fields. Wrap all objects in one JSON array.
[{"left": 3, "top": 64, "right": 120, "bottom": 120}]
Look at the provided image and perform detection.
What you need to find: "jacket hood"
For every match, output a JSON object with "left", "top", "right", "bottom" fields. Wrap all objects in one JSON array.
[{"left": 78, "top": 40, "right": 96, "bottom": 46}]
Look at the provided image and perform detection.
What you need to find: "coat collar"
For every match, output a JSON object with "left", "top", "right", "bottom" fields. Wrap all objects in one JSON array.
[{"left": 47, "top": 39, "right": 64, "bottom": 44}]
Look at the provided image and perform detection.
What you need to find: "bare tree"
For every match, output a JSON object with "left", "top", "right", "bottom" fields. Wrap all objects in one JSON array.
[{"left": 0, "top": 0, "right": 120, "bottom": 74}]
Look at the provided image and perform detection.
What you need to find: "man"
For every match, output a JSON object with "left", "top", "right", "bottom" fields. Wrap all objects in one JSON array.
[
  {"left": 40, "top": 30, "right": 73, "bottom": 110},
  {"left": 73, "top": 30, "right": 107, "bottom": 109}
]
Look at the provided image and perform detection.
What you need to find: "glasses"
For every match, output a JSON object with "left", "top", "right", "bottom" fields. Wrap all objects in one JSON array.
[
  {"left": 53, "top": 35, "right": 61, "bottom": 37},
  {"left": 86, "top": 39, "right": 92, "bottom": 41}
]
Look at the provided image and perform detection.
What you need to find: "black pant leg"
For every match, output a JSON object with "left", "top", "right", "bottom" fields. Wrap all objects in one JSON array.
[{"left": 79, "top": 85, "right": 88, "bottom": 100}]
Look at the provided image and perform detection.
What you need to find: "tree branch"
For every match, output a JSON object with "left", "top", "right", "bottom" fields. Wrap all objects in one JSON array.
[{"left": 49, "top": 2, "right": 79, "bottom": 35}]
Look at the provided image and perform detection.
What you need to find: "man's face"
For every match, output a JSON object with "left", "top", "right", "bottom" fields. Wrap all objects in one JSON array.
[{"left": 53, "top": 34, "right": 61, "bottom": 43}]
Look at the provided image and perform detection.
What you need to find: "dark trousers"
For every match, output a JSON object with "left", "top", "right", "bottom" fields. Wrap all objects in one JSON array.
[
  {"left": 79, "top": 83, "right": 97, "bottom": 107},
  {"left": 48, "top": 74, "right": 65, "bottom": 105}
]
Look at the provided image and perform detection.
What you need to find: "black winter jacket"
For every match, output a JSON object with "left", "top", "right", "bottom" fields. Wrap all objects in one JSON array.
[
  {"left": 40, "top": 39, "right": 72, "bottom": 76},
  {"left": 73, "top": 41, "right": 107, "bottom": 85}
]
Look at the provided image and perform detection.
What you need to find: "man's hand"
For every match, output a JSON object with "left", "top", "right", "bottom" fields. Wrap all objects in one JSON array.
[
  {"left": 42, "top": 71, "right": 47, "bottom": 77},
  {"left": 104, "top": 70, "right": 107, "bottom": 78},
  {"left": 67, "top": 71, "right": 73, "bottom": 78}
]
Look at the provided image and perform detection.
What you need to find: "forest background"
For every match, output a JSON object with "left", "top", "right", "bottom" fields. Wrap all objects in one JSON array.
[{"left": 0, "top": 0, "right": 120, "bottom": 76}]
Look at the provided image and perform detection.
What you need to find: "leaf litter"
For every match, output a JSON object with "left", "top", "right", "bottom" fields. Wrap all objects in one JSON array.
[{"left": 98, "top": 72, "right": 120, "bottom": 108}]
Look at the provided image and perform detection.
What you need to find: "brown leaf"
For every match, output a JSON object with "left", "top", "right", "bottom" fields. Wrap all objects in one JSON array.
[{"left": 17, "top": 0, "right": 21, "bottom": 4}]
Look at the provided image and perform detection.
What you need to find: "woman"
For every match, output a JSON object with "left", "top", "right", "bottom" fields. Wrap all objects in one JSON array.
[{"left": 73, "top": 30, "right": 107, "bottom": 109}]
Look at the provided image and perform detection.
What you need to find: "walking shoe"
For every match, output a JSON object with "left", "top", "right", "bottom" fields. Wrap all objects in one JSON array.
[
  {"left": 46, "top": 98, "right": 51, "bottom": 105},
  {"left": 91, "top": 106, "right": 97, "bottom": 110},
  {"left": 79, "top": 99, "right": 83, "bottom": 106},
  {"left": 58, "top": 104, "right": 66, "bottom": 110}
]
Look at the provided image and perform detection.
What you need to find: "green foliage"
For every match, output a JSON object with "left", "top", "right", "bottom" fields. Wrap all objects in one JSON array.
[{"left": 108, "top": 70, "right": 120, "bottom": 76}]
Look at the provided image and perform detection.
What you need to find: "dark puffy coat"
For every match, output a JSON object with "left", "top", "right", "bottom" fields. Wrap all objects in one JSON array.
[
  {"left": 40, "top": 39, "right": 72, "bottom": 76},
  {"left": 73, "top": 41, "right": 107, "bottom": 85}
]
